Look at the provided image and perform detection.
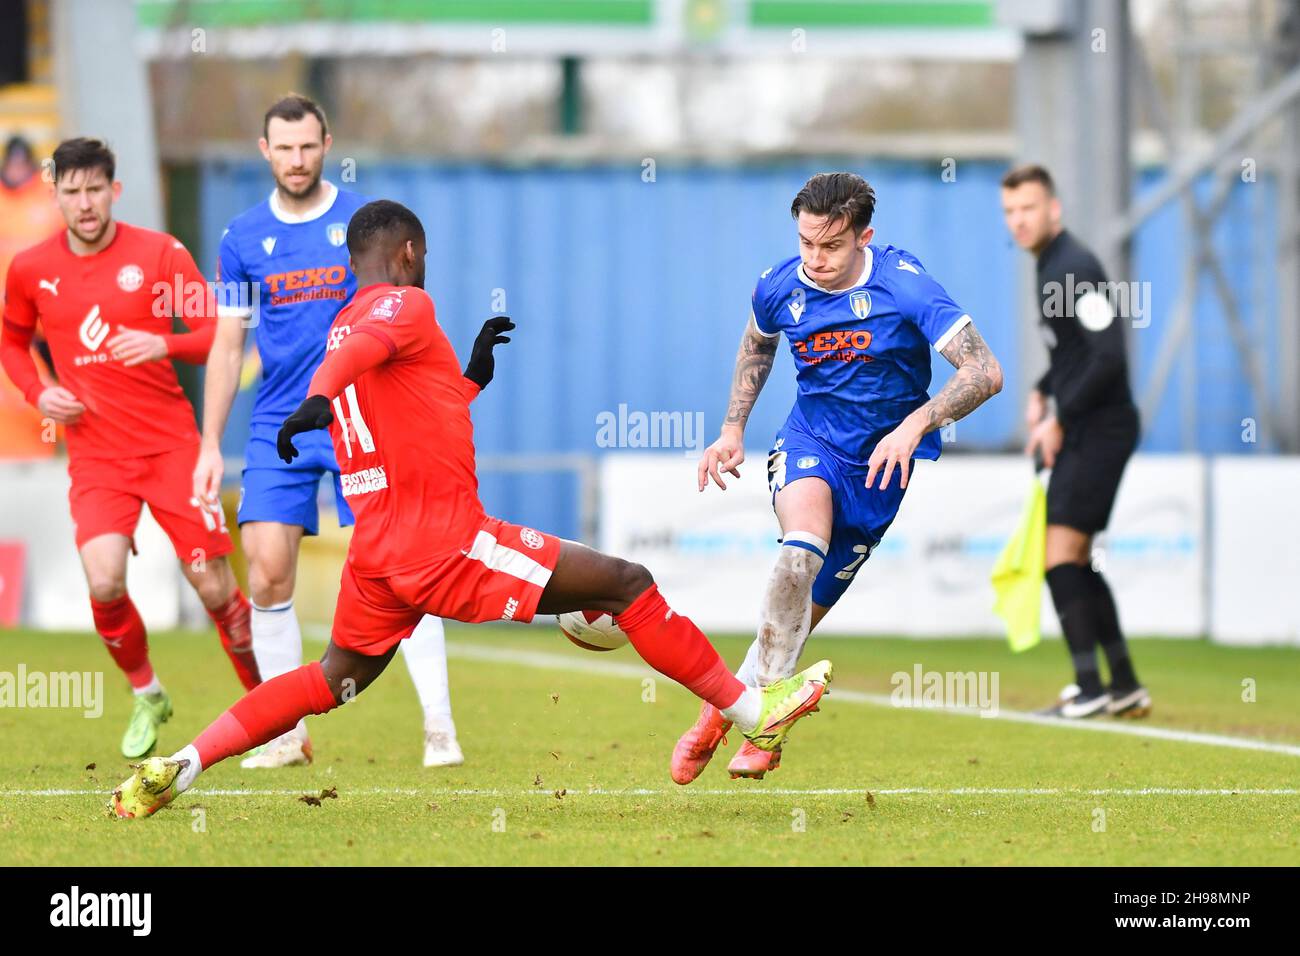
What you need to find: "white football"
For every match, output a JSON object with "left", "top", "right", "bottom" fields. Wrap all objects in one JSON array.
[{"left": 557, "top": 610, "right": 629, "bottom": 652}]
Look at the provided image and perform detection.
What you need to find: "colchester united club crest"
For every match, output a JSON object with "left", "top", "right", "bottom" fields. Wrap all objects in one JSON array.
[
  {"left": 850, "top": 289, "right": 872, "bottom": 320},
  {"left": 325, "top": 222, "right": 347, "bottom": 247}
]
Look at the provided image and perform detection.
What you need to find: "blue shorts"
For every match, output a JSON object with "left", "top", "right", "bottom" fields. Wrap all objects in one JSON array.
[
  {"left": 766, "top": 421, "right": 909, "bottom": 609},
  {"left": 237, "top": 422, "right": 353, "bottom": 536}
]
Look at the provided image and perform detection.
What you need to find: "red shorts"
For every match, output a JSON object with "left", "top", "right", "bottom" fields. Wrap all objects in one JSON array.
[
  {"left": 332, "top": 516, "right": 563, "bottom": 655},
  {"left": 68, "top": 442, "right": 234, "bottom": 562}
]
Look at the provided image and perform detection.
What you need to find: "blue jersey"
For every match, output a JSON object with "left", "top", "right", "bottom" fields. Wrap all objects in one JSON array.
[
  {"left": 215, "top": 182, "right": 367, "bottom": 427},
  {"left": 752, "top": 244, "right": 971, "bottom": 469}
]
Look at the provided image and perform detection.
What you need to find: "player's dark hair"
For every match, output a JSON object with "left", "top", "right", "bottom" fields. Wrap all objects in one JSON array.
[
  {"left": 1001, "top": 164, "right": 1056, "bottom": 194},
  {"left": 50, "top": 137, "right": 115, "bottom": 185},
  {"left": 347, "top": 199, "right": 425, "bottom": 256},
  {"left": 263, "top": 92, "right": 329, "bottom": 140},
  {"left": 791, "top": 172, "right": 876, "bottom": 235}
]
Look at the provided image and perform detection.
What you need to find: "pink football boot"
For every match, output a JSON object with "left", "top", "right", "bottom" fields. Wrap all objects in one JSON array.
[{"left": 670, "top": 701, "right": 732, "bottom": 785}]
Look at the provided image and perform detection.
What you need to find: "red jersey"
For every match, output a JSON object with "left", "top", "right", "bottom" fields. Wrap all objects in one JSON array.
[
  {"left": 315, "top": 284, "right": 485, "bottom": 576},
  {"left": 1, "top": 222, "right": 215, "bottom": 459}
]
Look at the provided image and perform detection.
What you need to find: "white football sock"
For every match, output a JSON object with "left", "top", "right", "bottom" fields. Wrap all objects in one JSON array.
[
  {"left": 721, "top": 686, "right": 763, "bottom": 733},
  {"left": 172, "top": 744, "right": 201, "bottom": 793},
  {"left": 251, "top": 599, "right": 306, "bottom": 738},
  {"left": 735, "top": 639, "right": 762, "bottom": 687},
  {"left": 133, "top": 675, "right": 164, "bottom": 696},
  {"left": 751, "top": 534, "right": 827, "bottom": 687},
  {"left": 401, "top": 615, "right": 454, "bottom": 729}
]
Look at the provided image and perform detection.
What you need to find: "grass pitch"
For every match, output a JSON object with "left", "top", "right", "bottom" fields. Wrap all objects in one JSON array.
[{"left": 1, "top": 625, "right": 1297, "bottom": 866}]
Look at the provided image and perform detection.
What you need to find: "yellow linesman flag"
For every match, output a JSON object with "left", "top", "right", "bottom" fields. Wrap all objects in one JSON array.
[{"left": 991, "top": 476, "right": 1048, "bottom": 652}]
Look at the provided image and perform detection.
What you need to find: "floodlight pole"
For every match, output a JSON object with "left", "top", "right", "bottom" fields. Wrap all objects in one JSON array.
[{"left": 1000, "top": 0, "right": 1133, "bottom": 441}]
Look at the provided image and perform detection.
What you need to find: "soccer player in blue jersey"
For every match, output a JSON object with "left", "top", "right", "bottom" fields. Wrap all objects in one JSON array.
[
  {"left": 191, "top": 94, "right": 463, "bottom": 768},
  {"left": 672, "top": 172, "right": 1004, "bottom": 783}
]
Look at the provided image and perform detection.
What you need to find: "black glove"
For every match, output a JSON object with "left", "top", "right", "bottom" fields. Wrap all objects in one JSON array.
[
  {"left": 277, "top": 394, "right": 333, "bottom": 463},
  {"left": 463, "top": 316, "right": 516, "bottom": 391}
]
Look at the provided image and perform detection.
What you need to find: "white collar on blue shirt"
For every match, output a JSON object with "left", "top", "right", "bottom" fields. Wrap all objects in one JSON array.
[
  {"left": 268, "top": 180, "right": 338, "bottom": 224},
  {"left": 796, "top": 246, "right": 874, "bottom": 294}
]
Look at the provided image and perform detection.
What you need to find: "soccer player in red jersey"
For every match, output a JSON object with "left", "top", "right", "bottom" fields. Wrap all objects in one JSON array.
[
  {"left": 0, "top": 139, "right": 260, "bottom": 759},
  {"left": 110, "top": 200, "right": 833, "bottom": 817}
]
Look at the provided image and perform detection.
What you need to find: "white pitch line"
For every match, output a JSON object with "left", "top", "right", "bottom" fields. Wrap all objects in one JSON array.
[
  {"left": 2, "top": 787, "right": 1298, "bottom": 798},
  {"left": 444, "top": 641, "right": 1300, "bottom": 758}
]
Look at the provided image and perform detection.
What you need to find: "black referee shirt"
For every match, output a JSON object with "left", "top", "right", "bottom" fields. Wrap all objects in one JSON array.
[{"left": 1034, "top": 229, "right": 1136, "bottom": 425}]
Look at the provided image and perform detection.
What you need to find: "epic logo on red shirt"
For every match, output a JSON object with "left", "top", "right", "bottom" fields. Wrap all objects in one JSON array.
[{"left": 78, "top": 305, "right": 110, "bottom": 352}]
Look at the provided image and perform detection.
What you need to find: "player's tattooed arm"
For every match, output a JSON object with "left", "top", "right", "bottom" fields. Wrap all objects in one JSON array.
[
  {"left": 865, "top": 322, "right": 1002, "bottom": 490},
  {"left": 919, "top": 322, "right": 1004, "bottom": 432},
  {"left": 700, "top": 317, "right": 778, "bottom": 491},
  {"left": 722, "top": 317, "right": 779, "bottom": 431}
]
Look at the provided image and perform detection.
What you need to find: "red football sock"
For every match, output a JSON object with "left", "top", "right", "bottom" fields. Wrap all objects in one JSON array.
[
  {"left": 192, "top": 662, "right": 336, "bottom": 770},
  {"left": 208, "top": 588, "right": 261, "bottom": 690},
  {"left": 615, "top": 584, "right": 744, "bottom": 710},
  {"left": 90, "top": 594, "right": 153, "bottom": 689}
]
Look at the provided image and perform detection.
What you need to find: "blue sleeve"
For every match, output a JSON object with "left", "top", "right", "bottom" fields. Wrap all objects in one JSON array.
[
  {"left": 215, "top": 226, "right": 254, "bottom": 317},
  {"left": 751, "top": 269, "right": 780, "bottom": 336},
  {"left": 891, "top": 252, "right": 970, "bottom": 350}
]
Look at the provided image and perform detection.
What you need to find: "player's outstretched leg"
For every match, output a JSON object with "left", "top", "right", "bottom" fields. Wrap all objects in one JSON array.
[
  {"left": 108, "top": 641, "right": 396, "bottom": 819},
  {"left": 401, "top": 616, "right": 464, "bottom": 767},
  {"left": 675, "top": 476, "right": 834, "bottom": 783},
  {"left": 80, "top": 535, "right": 170, "bottom": 759},
  {"left": 537, "top": 541, "right": 832, "bottom": 779},
  {"left": 726, "top": 531, "right": 828, "bottom": 779}
]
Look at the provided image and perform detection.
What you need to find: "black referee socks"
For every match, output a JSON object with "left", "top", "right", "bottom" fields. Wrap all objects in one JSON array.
[
  {"left": 1083, "top": 566, "right": 1140, "bottom": 691},
  {"left": 1046, "top": 563, "right": 1104, "bottom": 697},
  {"left": 1046, "top": 562, "right": 1140, "bottom": 696}
]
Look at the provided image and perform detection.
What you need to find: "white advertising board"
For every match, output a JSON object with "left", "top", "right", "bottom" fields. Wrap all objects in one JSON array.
[
  {"left": 601, "top": 452, "right": 1205, "bottom": 638},
  {"left": 0, "top": 461, "right": 181, "bottom": 631},
  {"left": 1210, "top": 458, "right": 1300, "bottom": 644}
]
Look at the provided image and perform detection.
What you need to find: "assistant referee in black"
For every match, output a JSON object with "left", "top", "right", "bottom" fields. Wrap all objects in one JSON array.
[{"left": 1000, "top": 164, "right": 1150, "bottom": 720}]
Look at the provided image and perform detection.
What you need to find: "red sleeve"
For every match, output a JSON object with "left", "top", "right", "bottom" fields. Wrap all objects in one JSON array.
[
  {"left": 1, "top": 321, "right": 43, "bottom": 407},
  {"left": 1, "top": 262, "right": 44, "bottom": 406},
  {"left": 307, "top": 330, "right": 392, "bottom": 400},
  {"left": 158, "top": 238, "right": 217, "bottom": 364},
  {"left": 459, "top": 377, "right": 481, "bottom": 403},
  {"left": 2, "top": 253, "right": 37, "bottom": 329},
  {"left": 350, "top": 288, "right": 434, "bottom": 358}
]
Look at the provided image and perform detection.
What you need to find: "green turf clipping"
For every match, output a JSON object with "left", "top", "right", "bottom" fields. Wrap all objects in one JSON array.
[{"left": 1, "top": 626, "right": 1297, "bottom": 866}]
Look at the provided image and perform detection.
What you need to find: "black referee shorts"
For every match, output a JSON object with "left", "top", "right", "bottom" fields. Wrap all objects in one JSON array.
[{"left": 1047, "top": 405, "right": 1140, "bottom": 534}]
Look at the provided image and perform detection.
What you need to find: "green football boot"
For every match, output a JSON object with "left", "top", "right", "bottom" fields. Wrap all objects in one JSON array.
[
  {"left": 120, "top": 690, "right": 172, "bottom": 759},
  {"left": 743, "top": 659, "right": 832, "bottom": 752}
]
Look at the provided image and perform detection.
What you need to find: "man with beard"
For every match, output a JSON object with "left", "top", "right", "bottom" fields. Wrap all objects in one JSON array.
[
  {"left": 192, "top": 95, "right": 462, "bottom": 768},
  {"left": 0, "top": 137, "right": 259, "bottom": 756}
]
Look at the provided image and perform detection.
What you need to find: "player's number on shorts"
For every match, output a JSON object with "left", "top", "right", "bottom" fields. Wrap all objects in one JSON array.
[
  {"left": 767, "top": 450, "right": 788, "bottom": 492},
  {"left": 190, "top": 496, "right": 229, "bottom": 534},
  {"left": 332, "top": 384, "right": 375, "bottom": 459},
  {"left": 834, "top": 544, "right": 872, "bottom": 581}
]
